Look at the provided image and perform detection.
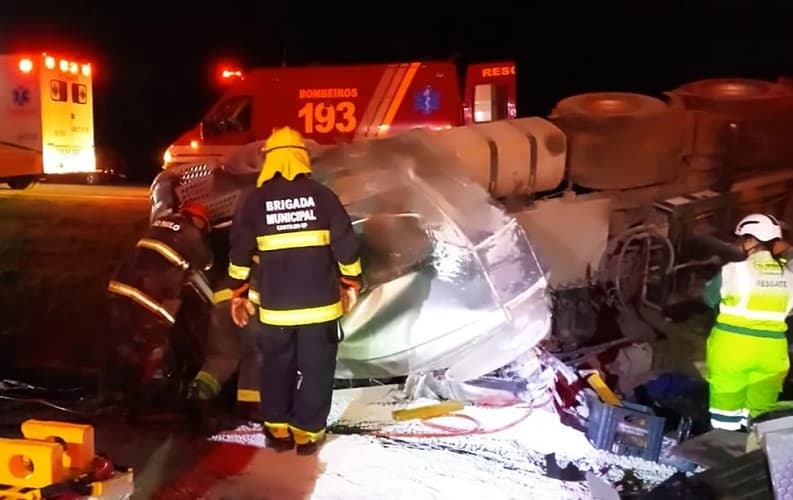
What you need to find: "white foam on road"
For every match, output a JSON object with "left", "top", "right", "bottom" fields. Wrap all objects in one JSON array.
[{"left": 200, "top": 386, "right": 677, "bottom": 499}]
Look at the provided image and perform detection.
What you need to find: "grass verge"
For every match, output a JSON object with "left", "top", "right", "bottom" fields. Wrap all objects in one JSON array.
[{"left": 0, "top": 195, "right": 149, "bottom": 383}]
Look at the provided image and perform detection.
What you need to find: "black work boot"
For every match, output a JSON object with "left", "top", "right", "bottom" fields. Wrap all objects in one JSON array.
[
  {"left": 295, "top": 431, "right": 326, "bottom": 456},
  {"left": 186, "top": 380, "right": 218, "bottom": 437},
  {"left": 263, "top": 427, "right": 295, "bottom": 452},
  {"left": 296, "top": 439, "right": 323, "bottom": 456}
]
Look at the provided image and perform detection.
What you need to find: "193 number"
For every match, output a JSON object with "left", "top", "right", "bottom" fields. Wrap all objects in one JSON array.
[{"left": 298, "top": 101, "right": 357, "bottom": 134}]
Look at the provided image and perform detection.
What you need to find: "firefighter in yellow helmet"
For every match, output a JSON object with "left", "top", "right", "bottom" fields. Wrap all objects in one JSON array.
[{"left": 225, "top": 127, "right": 362, "bottom": 454}]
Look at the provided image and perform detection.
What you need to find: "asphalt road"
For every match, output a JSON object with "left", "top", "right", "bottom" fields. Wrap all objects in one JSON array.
[{"left": 0, "top": 182, "right": 150, "bottom": 202}]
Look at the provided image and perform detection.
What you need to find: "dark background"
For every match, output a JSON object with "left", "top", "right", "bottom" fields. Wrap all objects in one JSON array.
[{"left": 1, "top": 1, "right": 792, "bottom": 182}]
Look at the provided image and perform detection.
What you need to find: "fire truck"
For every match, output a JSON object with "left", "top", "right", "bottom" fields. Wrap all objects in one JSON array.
[
  {"left": 0, "top": 52, "right": 97, "bottom": 189},
  {"left": 161, "top": 60, "right": 517, "bottom": 168}
]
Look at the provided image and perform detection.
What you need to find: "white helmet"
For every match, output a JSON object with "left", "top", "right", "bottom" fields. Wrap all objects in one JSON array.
[{"left": 734, "top": 213, "right": 782, "bottom": 242}]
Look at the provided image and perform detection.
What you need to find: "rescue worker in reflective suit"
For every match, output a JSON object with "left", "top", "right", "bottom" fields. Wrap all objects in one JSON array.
[
  {"left": 104, "top": 201, "right": 213, "bottom": 411},
  {"left": 703, "top": 213, "right": 793, "bottom": 430},
  {"left": 186, "top": 255, "right": 263, "bottom": 435},
  {"left": 225, "top": 127, "right": 362, "bottom": 455}
]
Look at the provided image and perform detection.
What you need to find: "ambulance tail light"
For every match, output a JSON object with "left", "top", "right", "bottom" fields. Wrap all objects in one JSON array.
[
  {"left": 81, "top": 64, "right": 91, "bottom": 77},
  {"left": 45, "top": 56, "right": 56, "bottom": 69}
]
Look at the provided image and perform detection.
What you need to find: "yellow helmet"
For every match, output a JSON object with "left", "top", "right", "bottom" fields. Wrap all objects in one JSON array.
[{"left": 257, "top": 127, "right": 311, "bottom": 186}]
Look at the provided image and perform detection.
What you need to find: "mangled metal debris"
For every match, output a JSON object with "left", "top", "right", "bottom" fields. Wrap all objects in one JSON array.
[{"left": 150, "top": 120, "right": 554, "bottom": 400}]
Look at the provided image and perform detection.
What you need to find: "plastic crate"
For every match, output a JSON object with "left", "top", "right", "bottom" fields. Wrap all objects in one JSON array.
[{"left": 586, "top": 396, "right": 665, "bottom": 461}]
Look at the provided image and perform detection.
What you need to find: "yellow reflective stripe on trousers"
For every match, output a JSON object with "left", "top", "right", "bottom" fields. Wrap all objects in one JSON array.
[
  {"left": 237, "top": 389, "right": 261, "bottom": 403},
  {"left": 338, "top": 258, "right": 362, "bottom": 277},
  {"left": 259, "top": 301, "right": 343, "bottom": 326},
  {"left": 212, "top": 288, "right": 233, "bottom": 304},
  {"left": 107, "top": 280, "right": 176, "bottom": 324},
  {"left": 228, "top": 262, "right": 250, "bottom": 280},
  {"left": 136, "top": 238, "right": 189, "bottom": 270},
  {"left": 289, "top": 425, "right": 326, "bottom": 445},
  {"left": 257, "top": 230, "right": 330, "bottom": 251},
  {"left": 195, "top": 370, "right": 222, "bottom": 397},
  {"left": 249, "top": 289, "right": 261, "bottom": 305},
  {"left": 264, "top": 421, "right": 291, "bottom": 439}
]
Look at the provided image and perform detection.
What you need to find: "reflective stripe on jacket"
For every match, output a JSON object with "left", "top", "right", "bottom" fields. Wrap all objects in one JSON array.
[
  {"left": 714, "top": 251, "right": 793, "bottom": 338},
  {"left": 214, "top": 258, "right": 260, "bottom": 305},
  {"left": 108, "top": 280, "right": 177, "bottom": 324},
  {"left": 226, "top": 175, "right": 361, "bottom": 326},
  {"left": 109, "top": 213, "right": 214, "bottom": 321}
]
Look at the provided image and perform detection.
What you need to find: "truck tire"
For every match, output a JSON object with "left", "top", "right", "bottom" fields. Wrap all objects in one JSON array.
[{"left": 7, "top": 177, "right": 35, "bottom": 190}]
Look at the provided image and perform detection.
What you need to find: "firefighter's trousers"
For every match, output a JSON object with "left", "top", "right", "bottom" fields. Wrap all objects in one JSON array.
[
  {"left": 103, "top": 296, "right": 174, "bottom": 402},
  {"left": 706, "top": 327, "right": 790, "bottom": 430},
  {"left": 198, "top": 303, "right": 241, "bottom": 394},
  {"left": 196, "top": 302, "right": 262, "bottom": 403},
  {"left": 257, "top": 320, "right": 339, "bottom": 442}
]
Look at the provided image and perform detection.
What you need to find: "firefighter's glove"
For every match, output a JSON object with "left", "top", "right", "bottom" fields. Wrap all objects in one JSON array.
[
  {"left": 231, "top": 298, "right": 256, "bottom": 328},
  {"left": 340, "top": 285, "right": 359, "bottom": 314},
  {"left": 340, "top": 276, "right": 361, "bottom": 314}
]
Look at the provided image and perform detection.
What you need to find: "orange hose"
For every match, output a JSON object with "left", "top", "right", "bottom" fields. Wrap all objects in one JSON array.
[{"left": 220, "top": 396, "right": 550, "bottom": 440}]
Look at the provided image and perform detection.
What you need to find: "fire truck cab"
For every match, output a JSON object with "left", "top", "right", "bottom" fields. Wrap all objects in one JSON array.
[
  {"left": 0, "top": 52, "right": 97, "bottom": 189},
  {"left": 162, "top": 60, "right": 516, "bottom": 168}
]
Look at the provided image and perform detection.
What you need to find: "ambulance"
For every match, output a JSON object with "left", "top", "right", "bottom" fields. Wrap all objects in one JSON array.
[
  {"left": 162, "top": 60, "right": 517, "bottom": 168},
  {"left": 0, "top": 52, "right": 96, "bottom": 189}
]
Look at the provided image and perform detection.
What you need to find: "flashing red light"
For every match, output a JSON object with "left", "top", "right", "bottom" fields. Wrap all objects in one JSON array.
[
  {"left": 221, "top": 69, "right": 243, "bottom": 79},
  {"left": 69, "top": 61, "right": 78, "bottom": 74},
  {"left": 59, "top": 59, "right": 69, "bottom": 72},
  {"left": 81, "top": 63, "right": 91, "bottom": 77},
  {"left": 45, "top": 56, "right": 55, "bottom": 69},
  {"left": 18, "top": 58, "right": 33, "bottom": 73}
]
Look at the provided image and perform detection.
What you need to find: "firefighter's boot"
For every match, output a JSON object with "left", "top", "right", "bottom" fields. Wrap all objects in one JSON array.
[
  {"left": 296, "top": 439, "right": 324, "bottom": 456},
  {"left": 263, "top": 423, "right": 294, "bottom": 452},
  {"left": 186, "top": 376, "right": 219, "bottom": 436},
  {"left": 292, "top": 428, "right": 326, "bottom": 456}
]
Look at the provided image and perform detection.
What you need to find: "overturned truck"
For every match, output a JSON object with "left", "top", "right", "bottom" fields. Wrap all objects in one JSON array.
[{"left": 149, "top": 76, "right": 793, "bottom": 402}]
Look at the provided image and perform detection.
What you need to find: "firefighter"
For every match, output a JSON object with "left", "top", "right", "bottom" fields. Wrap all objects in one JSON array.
[
  {"left": 703, "top": 213, "right": 793, "bottom": 430},
  {"left": 103, "top": 201, "right": 213, "bottom": 412},
  {"left": 186, "top": 255, "right": 263, "bottom": 435},
  {"left": 225, "top": 126, "right": 362, "bottom": 455}
]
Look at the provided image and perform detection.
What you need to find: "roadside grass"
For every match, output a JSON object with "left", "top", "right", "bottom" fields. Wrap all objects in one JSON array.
[{"left": 0, "top": 196, "right": 149, "bottom": 382}]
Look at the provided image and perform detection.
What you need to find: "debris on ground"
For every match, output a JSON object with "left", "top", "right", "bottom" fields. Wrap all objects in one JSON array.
[
  {"left": 209, "top": 384, "right": 680, "bottom": 499},
  {"left": 545, "top": 453, "right": 586, "bottom": 481}
]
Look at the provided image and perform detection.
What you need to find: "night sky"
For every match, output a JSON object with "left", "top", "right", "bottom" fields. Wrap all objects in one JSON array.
[{"left": 2, "top": 1, "right": 792, "bottom": 181}]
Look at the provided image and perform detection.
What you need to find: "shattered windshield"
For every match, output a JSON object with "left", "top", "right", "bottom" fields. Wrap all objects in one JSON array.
[{"left": 202, "top": 95, "right": 252, "bottom": 136}]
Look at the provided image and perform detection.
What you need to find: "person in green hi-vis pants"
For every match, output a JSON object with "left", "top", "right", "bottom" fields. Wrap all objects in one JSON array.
[{"left": 703, "top": 213, "right": 793, "bottom": 431}]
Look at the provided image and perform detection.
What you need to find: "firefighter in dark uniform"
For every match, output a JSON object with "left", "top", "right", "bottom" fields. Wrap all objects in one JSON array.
[
  {"left": 226, "top": 127, "right": 362, "bottom": 455},
  {"left": 186, "top": 255, "right": 263, "bottom": 434},
  {"left": 104, "top": 201, "right": 213, "bottom": 411}
]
